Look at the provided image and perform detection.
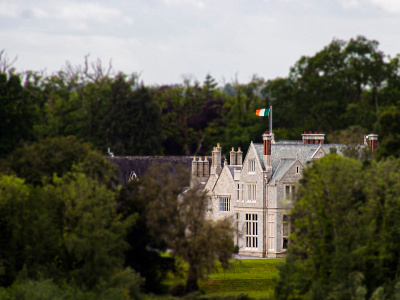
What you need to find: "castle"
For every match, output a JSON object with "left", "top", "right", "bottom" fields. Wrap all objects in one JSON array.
[
  {"left": 110, "top": 130, "right": 378, "bottom": 258},
  {"left": 192, "top": 131, "right": 378, "bottom": 258}
]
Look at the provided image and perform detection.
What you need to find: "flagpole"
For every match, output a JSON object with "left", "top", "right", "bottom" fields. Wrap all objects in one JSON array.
[{"left": 270, "top": 106, "right": 272, "bottom": 134}]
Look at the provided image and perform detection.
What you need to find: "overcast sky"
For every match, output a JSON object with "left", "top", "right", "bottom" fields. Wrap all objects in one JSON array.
[{"left": 1, "top": 0, "right": 399, "bottom": 85}]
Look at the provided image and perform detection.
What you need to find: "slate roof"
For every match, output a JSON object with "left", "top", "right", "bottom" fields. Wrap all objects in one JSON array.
[
  {"left": 109, "top": 156, "right": 193, "bottom": 185},
  {"left": 254, "top": 142, "right": 346, "bottom": 184},
  {"left": 110, "top": 156, "right": 226, "bottom": 185},
  {"left": 228, "top": 166, "right": 242, "bottom": 178},
  {"left": 269, "top": 158, "right": 296, "bottom": 184}
]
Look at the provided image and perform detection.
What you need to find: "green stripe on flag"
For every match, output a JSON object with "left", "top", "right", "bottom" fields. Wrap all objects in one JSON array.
[{"left": 256, "top": 108, "right": 270, "bottom": 117}]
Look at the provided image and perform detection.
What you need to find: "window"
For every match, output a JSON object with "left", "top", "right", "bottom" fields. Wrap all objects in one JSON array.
[
  {"left": 247, "top": 184, "right": 256, "bottom": 202},
  {"left": 284, "top": 185, "right": 296, "bottom": 200},
  {"left": 282, "top": 215, "right": 290, "bottom": 249},
  {"left": 248, "top": 159, "right": 256, "bottom": 173},
  {"left": 245, "top": 214, "right": 258, "bottom": 248},
  {"left": 268, "top": 214, "right": 274, "bottom": 250},
  {"left": 219, "top": 197, "right": 230, "bottom": 211},
  {"left": 237, "top": 184, "right": 240, "bottom": 201},
  {"left": 296, "top": 166, "right": 299, "bottom": 174}
]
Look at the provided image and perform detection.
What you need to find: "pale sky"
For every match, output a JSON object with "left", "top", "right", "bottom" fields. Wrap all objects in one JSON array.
[{"left": 1, "top": 0, "right": 399, "bottom": 85}]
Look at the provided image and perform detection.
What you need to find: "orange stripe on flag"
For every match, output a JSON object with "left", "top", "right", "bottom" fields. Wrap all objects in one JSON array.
[{"left": 256, "top": 110, "right": 260, "bottom": 116}]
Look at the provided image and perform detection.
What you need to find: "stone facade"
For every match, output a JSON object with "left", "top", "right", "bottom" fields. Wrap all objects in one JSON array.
[
  {"left": 202, "top": 131, "right": 378, "bottom": 258},
  {"left": 110, "top": 130, "right": 378, "bottom": 258}
]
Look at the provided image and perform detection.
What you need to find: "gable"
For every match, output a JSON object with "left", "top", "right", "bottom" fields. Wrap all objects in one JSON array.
[
  {"left": 213, "top": 165, "right": 235, "bottom": 196},
  {"left": 278, "top": 160, "right": 304, "bottom": 183},
  {"left": 242, "top": 142, "right": 264, "bottom": 174},
  {"left": 311, "top": 145, "right": 326, "bottom": 160}
]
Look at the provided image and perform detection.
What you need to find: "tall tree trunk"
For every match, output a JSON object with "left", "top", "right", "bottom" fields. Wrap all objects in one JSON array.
[{"left": 186, "top": 263, "right": 199, "bottom": 293}]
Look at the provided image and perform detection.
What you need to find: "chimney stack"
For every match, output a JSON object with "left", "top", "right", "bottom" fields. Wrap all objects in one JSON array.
[
  {"left": 302, "top": 131, "right": 325, "bottom": 144},
  {"left": 237, "top": 147, "right": 243, "bottom": 166},
  {"left": 366, "top": 132, "right": 378, "bottom": 153},
  {"left": 192, "top": 156, "right": 198, "bottom": 176},
  {"left": 230, "top": 147, "right": 236, "bottom": 166},
  {"left": 203, "top": 156, "right": 210, "bottom": 176},
  {"left": 198, "top": 156, "right": 204, "bottom": 177},
  {"left": 262, "top": 131, "right": 273, "bottom": 179},
  {"left": 211, "top": 143, "right": 222, "bottom": 175}
]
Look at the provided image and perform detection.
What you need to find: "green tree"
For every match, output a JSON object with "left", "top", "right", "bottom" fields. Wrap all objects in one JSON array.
[
  {"left": 105, "top": 74, "right": 163, "bottom": 155},
  {"left": 275, "top": 155, "right": 400, "bottom": 299},
  {"left": 275, "top": 155, "right": 364, "bottom": 299},
  {"left": 116, "top": 179, "right": 174, "bottom": 293},
  {"left": 141, "top": 163, "right": 234, "bottom": 293},
  {"left": 0, "top": 136, "right": 119, "bottom": 187},
  {"left": 40, "top": 172, "right": 132, "bottom": 288},
  {"left": 375, "top": 105, "right": 400, "bottom": 159},
  {"left": 0, "top": 68, "right": 39, "bottom": 158}
]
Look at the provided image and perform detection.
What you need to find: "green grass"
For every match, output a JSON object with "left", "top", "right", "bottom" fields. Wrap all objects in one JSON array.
[{"left": 200, "top": 259, "right": 284, "bottom": 299}]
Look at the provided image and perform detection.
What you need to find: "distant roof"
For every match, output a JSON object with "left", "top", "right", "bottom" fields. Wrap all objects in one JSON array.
[
  {"left": 269, "top": 158, "right": 296, "bottom": 184},
  {"left": 254, "top": 142, "right": 346, "bottom": 183},
  {"left": 109, "top": 156, "right": 193, "bottom": 185},
  {"left": 110, "top": 155, "right": 225, "bottom": 185}
]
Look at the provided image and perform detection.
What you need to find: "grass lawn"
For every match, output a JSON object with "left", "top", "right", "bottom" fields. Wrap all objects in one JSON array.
[{"left": 200, "top": 259, "right": 284, "bottom": 299}]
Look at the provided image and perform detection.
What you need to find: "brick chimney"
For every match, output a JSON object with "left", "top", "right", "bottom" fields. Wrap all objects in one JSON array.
[
  {"left": 262, "top": 131, "right": 273, "bottom": 179},
  {"left": 366, "top": 132, "right": 378, "bottom": 153},
  {"left": 302, "top": 131, "right": 325, "bottom": 144}
]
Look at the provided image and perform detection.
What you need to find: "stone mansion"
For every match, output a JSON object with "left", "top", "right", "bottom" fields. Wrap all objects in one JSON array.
[
  {"left": 192, "top": 130, "right": 378, "bottom": 258},
  {"left": 110, "top": 130, "right": 378, "bottom": 258}
]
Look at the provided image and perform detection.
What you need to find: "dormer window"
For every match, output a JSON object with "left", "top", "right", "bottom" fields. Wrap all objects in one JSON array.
[{"left": 248, "top": 159, "right": 256, "bottom": 173}]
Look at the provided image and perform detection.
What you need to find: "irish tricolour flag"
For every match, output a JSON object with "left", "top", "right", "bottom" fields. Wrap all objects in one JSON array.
[{"left": 256, "top": 108, "right": 270, "bottom": 117}]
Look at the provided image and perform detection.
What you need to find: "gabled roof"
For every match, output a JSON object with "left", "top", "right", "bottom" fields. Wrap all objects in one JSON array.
[
  {"left": 212, "top": 164, "right": 236, "bottom": 194},
  {"left": 253, "top": 141, "right": 346, "bottom": 183},
  {"left": 269, "top": 158, "right": 295, "bottom": 184}
]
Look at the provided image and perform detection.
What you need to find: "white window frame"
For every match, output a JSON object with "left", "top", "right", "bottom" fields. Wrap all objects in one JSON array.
[
  {"left": 268, "top": 213, "right": 274, "bottom": 251},
  {"left": 219, "top": 196, "right": 230, "bottom": 212},
  {"left": 247, "top": 183, "right": 256, "bottom": 202},
  {"left": 245, "top": 213, "right": 258, "bottom": 249},
  {"left": 248, "top": 159, "right": 256, "bottom": 173},
  {"left": 237, "top": 183, "right": 240, "bottom": 201}
]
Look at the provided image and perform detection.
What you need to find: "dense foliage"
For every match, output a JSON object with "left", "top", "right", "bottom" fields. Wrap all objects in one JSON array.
[{"left": 275, "top": 155, "right": 400, "bottom": 299}]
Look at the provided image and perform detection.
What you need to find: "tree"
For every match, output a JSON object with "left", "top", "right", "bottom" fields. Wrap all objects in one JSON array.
[
  {"left": 105, "top": 74, "right": 163, "bottom": 155},
  {"left": 40, "top": 172, "right": 132, "bottom": 288},
  {"left": 141, "top": 163, "right": 234, "bottom": 293},
  {"left": 116, "top": 179, "right": 174, "bottom": 293},
  {"left": 275, "top": 155, "right": 400, "bottom": 299},
  {"left": 275, "top": 154, "right": 365, "bottom": 299},
  {"left": 0, "top": 136, "right": 119, "bottom": 187},
  {"left": 0, "top": 68, "right": 39, "bottom": 158}
]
